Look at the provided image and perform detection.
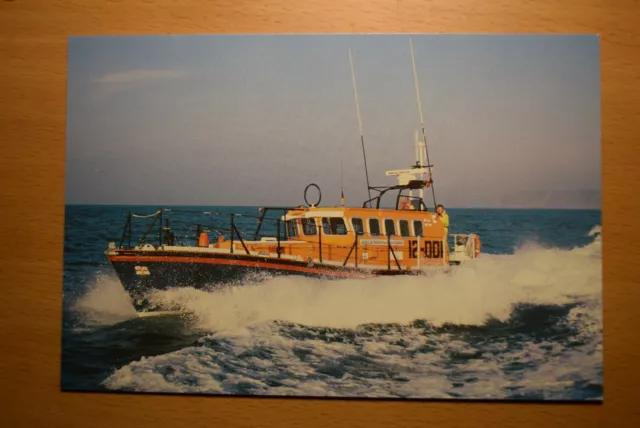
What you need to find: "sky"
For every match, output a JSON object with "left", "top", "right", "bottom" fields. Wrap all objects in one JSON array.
[{"left": 65, "top": 34, "right": 601, "bottom": 208}]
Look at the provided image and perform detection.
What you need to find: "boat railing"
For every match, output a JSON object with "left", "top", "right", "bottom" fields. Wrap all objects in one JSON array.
[
  {"left": 362, "top": 182, "right": 432, "bottom": 212},
  {"left": 117, "top": 208, "right": 289, "bottom": 253},
  {"left": 116, "top": 208, "right": 424, "bottom": 271},
  {"left": 447, "top": 232, "right": 481, "bottom": 262}
]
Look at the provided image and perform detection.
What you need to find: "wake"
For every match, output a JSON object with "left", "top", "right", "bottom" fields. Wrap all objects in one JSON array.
[
  {"left": 73, "top": 226, "right": 601, "bottom": 333},
  {"left": 70, "top": 228, "right": 602, "bottom": 338}
]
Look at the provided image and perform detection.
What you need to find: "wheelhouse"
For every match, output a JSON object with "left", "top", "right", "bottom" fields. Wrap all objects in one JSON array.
[{"left": 279, "top": 206, "right": 444, "bottom": 245}]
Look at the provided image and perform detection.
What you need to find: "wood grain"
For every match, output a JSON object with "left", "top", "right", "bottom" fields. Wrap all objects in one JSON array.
[{"left": 1, "top": 1, "right": 639, "bottom": 427}]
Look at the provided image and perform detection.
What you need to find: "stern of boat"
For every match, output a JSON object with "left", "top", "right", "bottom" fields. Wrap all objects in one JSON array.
[{"left": 448, "top": 233, "right": 481, "bottom": 265}]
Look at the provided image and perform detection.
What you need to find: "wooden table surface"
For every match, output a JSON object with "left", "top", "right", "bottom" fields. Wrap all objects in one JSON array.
[{"left": 1, "top": 1, "right": 639, "bottom": 427}]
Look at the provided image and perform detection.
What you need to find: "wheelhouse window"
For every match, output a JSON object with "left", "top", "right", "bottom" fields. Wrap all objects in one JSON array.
[
  {"left": 287, "top": 220, "right": 299, "bottom": 238},
  {"left": 413, "top": 220, "right": 424, "bottom": 237},
  {"left": 368, "top": 218, "right": 381, "bottom": 236},
  {"left": 384, "top": 219, "right": 396, "bottom": 236},
  {"left": 399, "top": 220, "right": 410, "bottom": 237},
  {"left": 351, "top": 217, "right": 364, "bottom": 235},
  {"left": 301, "top": 218, "right": 317, "bottom": 235},
  {"left": 322, "top": 217, "right": 348, "bottom": 235}
]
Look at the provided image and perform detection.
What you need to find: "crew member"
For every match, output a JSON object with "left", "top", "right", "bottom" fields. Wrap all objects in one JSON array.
[
  {"left": 425, "top": 174, "right": 433, "bottom": 188},
  {"left": 436, "top": 204, "right": 449, "bottom": 235},
  {"left": 399, "top": 196, "right": 413, "bottom": 210}
]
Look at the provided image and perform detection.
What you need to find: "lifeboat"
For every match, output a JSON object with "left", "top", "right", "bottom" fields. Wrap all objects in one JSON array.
[
  {"left": 103, "top": 40, "right": 482, "bottom": 311},
  {"left": 105, "top": 171, "right": 481, "bottom": 311}
]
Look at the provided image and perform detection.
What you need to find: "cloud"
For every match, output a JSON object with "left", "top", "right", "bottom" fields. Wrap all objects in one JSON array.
[
  {"left": 90, "top": 68, "right": 187, "bottom": 98},
  {"left": 93, "top": 68, "right": 186, "bottom": 84}
]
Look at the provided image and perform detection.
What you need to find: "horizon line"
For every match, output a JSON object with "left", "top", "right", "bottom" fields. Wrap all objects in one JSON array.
[{"left": 63, "top": 202, "right": 602, "bottom": 211}]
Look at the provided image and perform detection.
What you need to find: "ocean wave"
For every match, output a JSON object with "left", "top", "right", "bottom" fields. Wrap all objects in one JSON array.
[{"left": 102, "top": 302, "right": 602, "bottom": 399}]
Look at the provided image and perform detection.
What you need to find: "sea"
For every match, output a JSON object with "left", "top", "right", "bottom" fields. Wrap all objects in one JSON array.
[{"left": 61, "top": 205, "right": 603, "bottom": 401}]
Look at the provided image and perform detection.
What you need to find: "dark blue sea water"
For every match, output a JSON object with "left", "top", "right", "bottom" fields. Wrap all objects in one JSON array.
[{"left": 61, "top": 205, "right": 602, "bottom": 400}]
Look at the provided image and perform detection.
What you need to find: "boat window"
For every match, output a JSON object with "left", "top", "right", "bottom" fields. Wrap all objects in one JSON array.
[
  {"left": 351, "top": 217, "right": 364, "bottom": 235},
  {"left": 413, "top": 220, "right": 423, "bottom": 237},
  {"left": 287, "top": 220, "right": 299, "bottom": 238},
  {"left": 399, "top": 220, "right": 410, "bottom": 237},
  {"left": 322, "top": 217, "right": 348, "bottom": 235},
  {"left": 369, "top": 218, "right": 380, "bottom": 236},
  {"left": 301, "top": 218, "right": 317, "bottom": 235},
  {"left": 384, "top": 219, "right": 396, "bottom": 236}
]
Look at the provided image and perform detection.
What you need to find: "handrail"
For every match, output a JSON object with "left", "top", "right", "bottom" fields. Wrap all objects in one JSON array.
[
  {"left": 158, "top": 209, "right": 163, "bottom": 248},
  {"left": 230, "top": 213, "right": 235, "bottom": 254},
  {"left": 115, "top": 208, "right": 449, "bottom": 271},
  {"left": 252, "top": 206, "right": 297, "bottom": 240},
  {"left": 123, "top": 210, "right": 405, "bottom": 241},
  {"left": 232, "top": 223, "right": 251, "bottom": 255},
  {"left": 118, "top": 212, "right": 132, "bottom": 249},
  {"left": 137, "top": 214, "right": 160, "bottom": 248},
  {"left": 342, "top": 232, "right": 360, "bottom": 267},
  {"left": 276, "top": 220, "right": 281, "bottom": 258},
  {"left": 318, "top": 224, "right": 323, "bottom": 262},
  {"left": 125, "top": 206, "right": 435, "bottom": 242},
  {"left": 387, "top": 234, "right": 402, "bottom": 271},
  {"left": 123, "top": 208, "right": 284, "bottom": 255}
]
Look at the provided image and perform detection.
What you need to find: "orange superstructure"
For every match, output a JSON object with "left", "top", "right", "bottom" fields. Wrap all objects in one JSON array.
[{"left": 209, "top": 206, "right": 449, "bottom": 271}]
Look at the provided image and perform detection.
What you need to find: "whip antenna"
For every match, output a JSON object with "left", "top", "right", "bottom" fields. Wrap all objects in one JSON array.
[
  {"left": 349, "top": 47, "right": 372, "bottom": 202},
  {"left": 410, "top": 38, "right": 437, "bottom": 208},
  {"left": 340, "top": 156, "right": 345, "bottom": 206}
]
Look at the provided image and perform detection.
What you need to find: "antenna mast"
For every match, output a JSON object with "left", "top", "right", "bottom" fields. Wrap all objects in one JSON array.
[
  {"left": 409, "top": 38, "right": 437, "bottom": 208},
  {"left": 340, "top": 156, "right": 345, "bottom": 206},
  {"left": 415, "top": 130, "right": 426, "bottom": 201},
  {"left": 349, "top": 48, "right": 372, "bottom": 202}
]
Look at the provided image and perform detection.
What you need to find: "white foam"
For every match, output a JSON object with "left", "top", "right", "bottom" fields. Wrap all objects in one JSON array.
[
  {"left": 103, "top": 307, "right": 602, "bottom": 399},
  {"left": 72, "top": 274, "right": 138, "bottom": 326},
  {"left": 143, "top": 228, "right": 602, "bottom": 332}
]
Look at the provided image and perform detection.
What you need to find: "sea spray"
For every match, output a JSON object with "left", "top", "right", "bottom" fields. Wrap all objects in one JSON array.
[
  {"left": 143, "top": 229, "right": 601, "bottom": 333},
  {"left": 72, "top": 274, "right": 138, "bottom": 326}
]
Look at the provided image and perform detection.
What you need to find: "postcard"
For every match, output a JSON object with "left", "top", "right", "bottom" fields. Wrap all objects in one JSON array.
[{"left": 62, "top": 34, "right": 602, "bottom": 401}]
